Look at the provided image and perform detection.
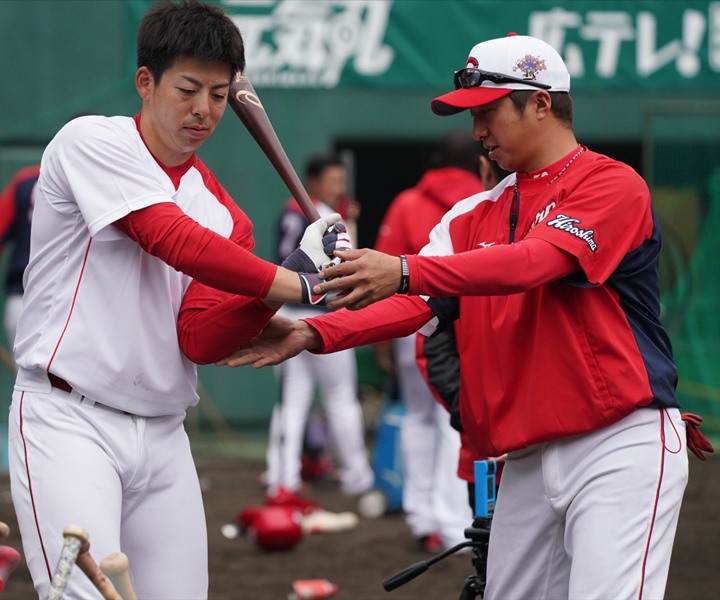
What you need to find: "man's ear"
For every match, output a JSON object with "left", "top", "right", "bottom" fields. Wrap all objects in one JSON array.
[
  {"left": 533, "top": 90, "right": 553, "bottom": 120},
  {"left": 135, "top": 66, "right": 154, "bottom": 101},
  {"left": 479, "top": 156, "right": 494, "bottom": 190}
]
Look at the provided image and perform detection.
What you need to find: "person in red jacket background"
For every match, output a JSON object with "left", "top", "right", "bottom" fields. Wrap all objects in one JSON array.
[
  {"left": 373, "top": 129, "right": 483, "bottom": 552},
  {"left": 415, "top": 146, "right": 511, "bottom": 512}
]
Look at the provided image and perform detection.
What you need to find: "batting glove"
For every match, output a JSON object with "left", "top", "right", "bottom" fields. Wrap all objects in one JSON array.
[
  {"left": 681, "top": 412, "right": 715, "bottom": 460},
  {"left": 297, "top": 272, "right": 351, "bottom": 306},
  {"left": 282, "top": 213, "right": 352, "bottom": 273}
]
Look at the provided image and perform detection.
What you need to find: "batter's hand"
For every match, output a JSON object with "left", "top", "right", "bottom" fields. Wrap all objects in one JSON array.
[
  {"left": 313, "top": 249, "right": 402, "bottom": 310},
  {"left": 297, "top": 272, "right": 352, "bottom": 306},
  {"left": 282, "top": 213, "right": 351, "bottom": 273},
  {"left": 320, "top": 221, "right": 352, "bottom": 268},
  {"left": 216, "top": 315, "right": 322, "bottom": 368}
]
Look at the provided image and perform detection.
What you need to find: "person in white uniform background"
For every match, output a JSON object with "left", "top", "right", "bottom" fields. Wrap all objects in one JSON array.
[
  {"left": 8, "top": 1, "right": 352, "bottom": 598},
  {"left": 265, "top": 153, "right": 373, "bottom": 509}
]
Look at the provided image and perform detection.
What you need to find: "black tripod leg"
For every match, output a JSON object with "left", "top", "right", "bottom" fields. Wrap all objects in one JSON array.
[{"left": 458, "top": 575, "right": 482, "bottom": 600}]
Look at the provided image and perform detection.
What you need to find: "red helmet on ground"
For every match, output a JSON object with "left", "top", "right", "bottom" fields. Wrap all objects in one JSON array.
[{"left": 237, "top": 505, "right": 303, "bottom": 551}]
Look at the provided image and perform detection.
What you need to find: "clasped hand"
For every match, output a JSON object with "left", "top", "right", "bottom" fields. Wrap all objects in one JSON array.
[
  {"left": 280, "top": 212, "right": 356, "bottom": 306},
  {"left": 216, "top": 314, "right": 319, "bottom": 368},
  {"left": 280, "top": 212, "right": 403, "bottom": 310},
  {"left": 220, "top": 247, "right": 405, "bottom": 367},
  {"left": 313, "top": 248, "right": 402, "bottom": 310}
]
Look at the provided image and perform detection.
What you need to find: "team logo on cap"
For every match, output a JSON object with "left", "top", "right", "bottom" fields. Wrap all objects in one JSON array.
[
  {"left": 466, "top": 56, "right": 479, "bottom": 69},
  {"left": 512, "top": 54, "right": 547, "bottom": 80}
]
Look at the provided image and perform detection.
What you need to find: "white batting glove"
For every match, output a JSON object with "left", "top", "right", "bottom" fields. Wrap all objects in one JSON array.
[{"left": 282, "top": 213, "right": 352, "bottom": 272}]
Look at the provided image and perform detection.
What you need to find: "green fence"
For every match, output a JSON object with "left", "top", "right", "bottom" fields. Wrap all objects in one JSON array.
[
  {"left": 1, "top": 0, "right": 719, "bottom": 447},
  {"left": 650, "top": 107, "right": 720, "bottom": 443}
]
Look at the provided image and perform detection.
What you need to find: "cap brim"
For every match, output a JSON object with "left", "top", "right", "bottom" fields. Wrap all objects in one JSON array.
[{"left": 431, "top": 88, "right": 513, "bottom": 116}]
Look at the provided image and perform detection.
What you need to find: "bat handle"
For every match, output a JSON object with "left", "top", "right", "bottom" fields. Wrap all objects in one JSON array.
[
  {"left": 45, "top": 526, "right": 88, "bottom": 600},
  {"left": 76, "top": 550, "right": 123, "bottom": 600},
  {"left": 100, "top": 552, "right": 137, "bottom": 600}
]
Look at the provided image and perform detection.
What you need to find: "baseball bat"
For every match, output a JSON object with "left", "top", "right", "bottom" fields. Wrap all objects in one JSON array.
[
  {"left": 46, "top": 526, "right": 122, "bottom": 600},
  {"left": 0, "top": 523, "right": 9, "bottom": 542},
  {"left": 227, "top": 72, "right": 320, "bottom": 222},
  {"left": 100, "top": 552, "right": 137, "bottom": 600},
  {"left": 46, "top": 525, "right": 87, "bottom": 600}
]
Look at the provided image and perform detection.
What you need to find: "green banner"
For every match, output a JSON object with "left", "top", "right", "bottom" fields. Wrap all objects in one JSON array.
[{"left": 201, "top": 0, "right": 720, "bottom": 90}]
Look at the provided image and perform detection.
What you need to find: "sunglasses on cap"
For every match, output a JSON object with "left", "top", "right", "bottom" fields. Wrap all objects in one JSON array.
[{"left": 453, "top": 68, "right": 551, "bottom": 91}]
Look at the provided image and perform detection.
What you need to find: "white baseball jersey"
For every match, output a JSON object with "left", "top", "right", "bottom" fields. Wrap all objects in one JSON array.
[{"left": 14, "top": 115, "right": 233, "bottom": 416}]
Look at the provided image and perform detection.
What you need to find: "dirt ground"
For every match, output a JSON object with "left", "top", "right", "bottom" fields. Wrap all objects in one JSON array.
[{"left": 1, "top": 446, "right": 718, "bottom": 599}]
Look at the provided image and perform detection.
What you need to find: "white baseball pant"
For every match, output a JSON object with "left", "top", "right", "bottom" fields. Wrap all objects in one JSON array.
[
  {"left": 485, "top": 407, "right": 688, "bottom": 600},
  {"left": 266, "top": 338, "right": 373, "bottom": 496},
  {"left": 395, "top": 333, "right": 473, "bottom": 548},
  {"left": 9, "top": 386, "right": 208, "bottom": 599}
]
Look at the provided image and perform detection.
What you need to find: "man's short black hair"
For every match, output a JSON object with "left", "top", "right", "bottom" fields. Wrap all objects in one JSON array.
[
  {"left": 137, "top": 0, "right": 245, "bottom": 82},
  {"left": 509, "top": 91, "right": 574, "bottom": 126},
  {"left": 306, "top": 153, "right": 345, "bottom": 180}
]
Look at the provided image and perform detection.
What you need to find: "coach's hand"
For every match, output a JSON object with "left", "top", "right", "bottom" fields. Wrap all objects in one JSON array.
[
  {"left": 282, "top": 213, "right": 351, "bottom": 273},
  {"left": 216, "top": 315, "right": 322, "bottom": 368},
  {"left": 313, "top": 249, "right": 402, "bottom": 310}
]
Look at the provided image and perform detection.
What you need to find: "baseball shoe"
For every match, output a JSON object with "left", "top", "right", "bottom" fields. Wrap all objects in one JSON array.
[
  {"left": 419, "top": 533, "right": 443, "bottom": 554},
  {"left": 265, "top": 486, "right": 321, "bottom": 515},
  {"left": 301, "top": 454, "right": 339, "bottom": 483}
]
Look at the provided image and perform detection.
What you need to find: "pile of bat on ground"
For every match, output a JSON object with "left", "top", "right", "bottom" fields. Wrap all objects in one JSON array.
[{"left": 0, "top": 521, "right": 135, "bottom": 600}]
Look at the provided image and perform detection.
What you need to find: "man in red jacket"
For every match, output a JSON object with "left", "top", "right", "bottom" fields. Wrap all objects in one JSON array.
[
  {"left": 221, "top": 33, "right": 712, "bottom": 600},
  {"left": 373, "top": 129, "right": 482, "bottom": 552},
  {"left": 415, "top": 146, "right": 512, "bottom": 512}
]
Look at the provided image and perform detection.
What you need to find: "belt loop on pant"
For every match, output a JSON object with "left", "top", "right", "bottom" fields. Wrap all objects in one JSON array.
[
  {"left": 48, "top": 372, "right": 133, "bottom": 416},
  {"left": 48, "top": 373, "right": 73, "bottom": 394}
]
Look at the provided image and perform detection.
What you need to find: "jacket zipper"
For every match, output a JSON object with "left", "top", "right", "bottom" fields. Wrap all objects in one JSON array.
[{"left": 508, "top": 184, "right": 520, "bottom": 244}]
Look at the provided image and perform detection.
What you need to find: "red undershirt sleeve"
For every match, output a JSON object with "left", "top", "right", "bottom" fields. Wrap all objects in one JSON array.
[
  {"left": 302, "top": 240, "right": 578, "bottom": 355},
  {"left": 114, "top": 203, "right": 279, "bottom": 364},
  {"left": 305, "top": 295, "right": 433, "bottom": 353},
  {"left": 178, "top": 287, "right": 277, "bottom": 364},
  {"left": 114, "top": 202, "right": 277, "bottom": 297},
  {"left": 406, "top": 237, "right": 580, "bottom": 297}
]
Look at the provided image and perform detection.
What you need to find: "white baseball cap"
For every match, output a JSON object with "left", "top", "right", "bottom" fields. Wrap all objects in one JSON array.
[{"left": 431, "top": 33, "right": 570, "bottom": 116}]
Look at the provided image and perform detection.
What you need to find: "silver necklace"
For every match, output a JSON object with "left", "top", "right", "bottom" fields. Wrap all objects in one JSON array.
[
  {"left": 546, "top": 145, "right": 585, "bottom": 186},
  {"left": 508, "top": 146, "right": 584, "bottom": 244}
]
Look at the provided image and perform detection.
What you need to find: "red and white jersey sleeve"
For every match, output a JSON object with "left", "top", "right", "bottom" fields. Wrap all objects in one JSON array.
[{"left": 13, "top": 116, "right": 258, "bottom": 416}]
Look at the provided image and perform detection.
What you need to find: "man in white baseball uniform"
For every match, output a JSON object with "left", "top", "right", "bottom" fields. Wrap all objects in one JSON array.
[
  {"left": 265, "top": 154, "right": 373, "bottom": 507},
  {"left": 7, "top": 1, "right": 352, "bottom": 598}
]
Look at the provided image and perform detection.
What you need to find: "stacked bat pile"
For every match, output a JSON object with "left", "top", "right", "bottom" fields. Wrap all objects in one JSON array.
[{"left": 45, "top": 525, "right": 135, "bottom": 600}]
